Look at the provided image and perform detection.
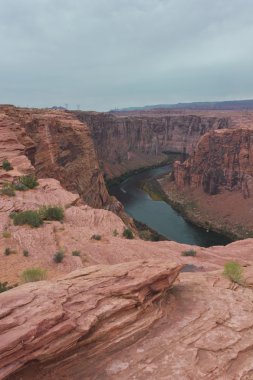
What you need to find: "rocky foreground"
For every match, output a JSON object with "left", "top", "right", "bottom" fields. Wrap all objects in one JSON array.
[{"left": 1, "top": 106, "right": 253, "bottom": 379}]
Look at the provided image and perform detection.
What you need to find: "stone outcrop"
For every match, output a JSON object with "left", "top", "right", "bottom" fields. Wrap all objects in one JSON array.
[
  {"left": 0, "top": 106, "right": 109, "bottom": 208},
  {"left": 0, "top": 260, "right": 182, "bottom": 379},
  {"left": 3, "top": 260, "right": 253, "bottom": 379},
  {"left": 173, "top": 128, "right": 253, "bottom": 198},
  {"left": 75, "top": 110, "right": 230, "bottom": 177}
]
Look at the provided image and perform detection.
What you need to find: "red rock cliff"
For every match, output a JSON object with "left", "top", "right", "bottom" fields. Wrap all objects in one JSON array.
[
  {"left": 1, "top": 106, "right": 110, "bottom": 208},
  {"left": 173, "top": 128, "right": 253, "bottom": 198},
  {"left": 75, "top": 110, "right": 230, "bottom": 177}
]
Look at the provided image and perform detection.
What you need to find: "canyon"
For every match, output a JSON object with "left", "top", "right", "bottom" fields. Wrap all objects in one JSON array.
[
  {"left": 1, "top": 106, "right": 253, "bottom": 379},
  {"left": 75, "top": 109, "right": 232, "bottom": 178}
]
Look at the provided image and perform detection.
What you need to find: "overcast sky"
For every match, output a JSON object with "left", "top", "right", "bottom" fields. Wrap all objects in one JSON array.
[{"left": 0, "top": 0, "right": 253, "bottom": 111}]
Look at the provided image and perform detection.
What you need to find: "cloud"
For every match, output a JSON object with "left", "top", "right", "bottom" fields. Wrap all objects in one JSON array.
[{"left": 0, "top": 0, "right": 252, "bottom": 110}]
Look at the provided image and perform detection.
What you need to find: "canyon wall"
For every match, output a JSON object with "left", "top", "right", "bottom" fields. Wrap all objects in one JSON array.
[
  {"left": 1, "top": 106, "right": 110, "bottom": 208},
  {"left": 173, "top": 128, "right": 253, "bottom": 198},
  {"left": 162, "top": 127, "right": 253, "bottom": 237},
  {"left": 75, "top": 110, "right": 230, "bottom": 177}
]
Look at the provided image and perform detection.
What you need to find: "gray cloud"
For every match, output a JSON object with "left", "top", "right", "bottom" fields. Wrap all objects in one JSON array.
[{"left": 0, "top": 0, "right": 252, "bottom": 110}]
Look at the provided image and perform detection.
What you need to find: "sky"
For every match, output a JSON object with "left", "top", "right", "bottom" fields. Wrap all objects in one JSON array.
[{"left": 0, "top": 0, "right": 253, "bottom": 111}]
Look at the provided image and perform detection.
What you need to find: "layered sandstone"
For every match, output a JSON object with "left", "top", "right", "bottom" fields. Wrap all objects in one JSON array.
[
  {"left": 0, "top": 106, "right": 109, "bottom": 208},
  {"left": 164, "top": 128, "right": 253, "bottom": 236},
  {"left": 75, "top": 110, "right": 230, "bottom": 177},
  {"left": 0, "top": 260, "right": 182, "bottom": 379},
  {"left": 172, "top": 128, "right": 253, "bottom": 197},
  {"left": 3, "top": 261, "right": 253, "bottom": 379}
]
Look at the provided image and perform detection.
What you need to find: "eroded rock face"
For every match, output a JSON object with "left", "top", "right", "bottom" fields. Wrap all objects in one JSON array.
[
  {"left": 173, "top": 128, "right": 253, "bottom": 198},
  {"left": 3, "top": 263, "right": 253, "bottom": 380},
  {"left": 0, "top": 106, "right": 109, "bottom": 208},
  {"left": 0, "top": 260, "right": 182, "bottom": 379},
  {"left": 75, "top": 111, "right": 230, "bottom": 177}
]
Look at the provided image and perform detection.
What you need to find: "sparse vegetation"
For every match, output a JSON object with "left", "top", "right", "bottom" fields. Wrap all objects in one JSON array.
[
  {"left": 123, "top": 228, "right": 134, "bottom": 239},
  {"left": 113, "top": 229, "right": 119, "bottom": 237},
  {"left": 19, "top": 175, "right": 38, "bottom": 189},
  {"left": 4, "top": 248, "right": 12, "bottom": 256},
  {"left": 0, "top": 282, "right": 18, "bottom": 293},
  {"left": 23, "top": 250, "right": 29, "bottom": 257},
  {"left": 14, "top": 182, "right": 28, "bottom": 191},
  {"left": 2, "top": 230, "right": 11, "bottom": 238},
  {"left": 91, "top": 234, "right": 102, "bottom": 241},
  {"left": 40, "top": 206, "right": 64, "bottom": 221},
  {"left": 0, "top": 183, "right": 16, "bottom": 197},
  {"left": 2, "top": 159, "right": 13, "bottom": 171},
  {"left": 21, "top": 268, "right": 47, "bottom": 282},
  {"left": 181, "top": 249, "right": 197, "bottom": 257},
  {"left": 72, "top": 250, "right": 80, "bottom": 256},
  {"left": 223, "top": 262, "right": 243, "bottom": 284},
  {"left": 11, "top": 210, "right": 43, "bottom": 228},
  {"left": 10, "top": 205, "right": 65, "bottom": 228},
  {"left": 53, "top": 250, "right": 65, "bottom": 263}
]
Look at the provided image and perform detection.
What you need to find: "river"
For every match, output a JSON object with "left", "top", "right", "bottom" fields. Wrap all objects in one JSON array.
[{"left": 109, "top": 165, "right": 231, "bottom": 247}]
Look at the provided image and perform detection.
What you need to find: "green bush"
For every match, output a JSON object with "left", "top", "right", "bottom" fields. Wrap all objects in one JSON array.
[
  {"left": 181, "top": 249, "right": 197, "bottom": 257},
  {"left": 19, "top": 175, "right": 38, "bottom": 189},
  {"left": 2, "top": 159, "right": 13, "bottom": 171},
  {"left": 72, "top": 250, "right": 80, "bottom": 256},
  {"left": 0, "top": 282, "right": 17, "bottom": 293},
  {"left": 0, "top": 183, "right": 16, "bottom": 197},
  {"left": 11, "top": 210, "right": 43, "bottom": 228},
  {"left": 4, "top": 248, "right": 12, "bottom": 256},
  {"left": 223, "top": 262, "right": 243, "bottom": 284},
  {"left": 23, "top": 250, "right": 29, "bottom": 257},
  {"left": 14, "top": 182, "right": 28, "bottom": 191},
  {"left": 53, "top": 250, "right": 64, "bottom": 263},
  {"left": 91, "top": 234, "right": 102, "bottom": 241},
  {"left": 123, "top": 228, "right": 134, "bottom": 239},
  {"left": 40, "top": 206, "right": 64, "bottom": 221},
  {"left": 21, "top": 268, "right": 47, "bottom": 282}
]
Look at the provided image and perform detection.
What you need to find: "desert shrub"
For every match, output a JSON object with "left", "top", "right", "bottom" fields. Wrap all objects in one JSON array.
[
  {"left": 113, "top": 229, "right": 119, "bottom": 237},
  {"left": 14, "top": 182, "right": 28, "bottom": 191},
  {"left": 91, "top": 234, "right": 101, "bottom": 241},
  {"left": 2, "top": 159, "right": 13, "bottom": 171},
  {"left": 123, "top": 228, "right": 134, "bottom": 239},
  {"left": 4, "top": 248, "right": 12, "bottom": 256},
  {"left": 21, "top": 268, "right": 47, "bottom": 282},
  {"left": 23, "top": 250, "right": 29, "bottom": 257},
  {"left": 181, "top": 249, "right": 197, "bottom": 257},
  {"left": 72, "top": 250, "right": 80, "bottom": 256},
  {"left": 40, "top": 206, "right": 64, "bottom": 221},
  {"left": 0, "top": 282, "right": 17, "bottom": 293},
  {"left": 2, "top": 230, "right": 11, "bottom": 238},
  {"left": 19, "top": 175, "right": 38, "bottom": 189},
  {"left": 223, "top": 262, "right": 243, "bottom": 284},
  {"left": 53, "top": 250, "right": 64, "bottom": 263},
  {"left": 11, "top": 210, "right": 43, "bottom": 228},
  {"left": 0, "top": 183, "right": 15, "bottom": 197}
]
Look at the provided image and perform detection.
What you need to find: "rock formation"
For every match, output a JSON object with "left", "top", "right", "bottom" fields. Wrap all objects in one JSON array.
[
  {"left": 3, "top": 259, "right": 253, "bottom": 379},
  {"left": 75, "top": 110, "right": 230, "bottom": 177},
  {"left": 0, "top": 106, "right": 109, "bottom": 208},
  {"left": 162, "top": 128, "right": 253, "bottom": 237},
  {"left": 0, "top": 260, "right": 182, "bottom": 379},
  {"left": 173, "top": 128, "right": 253, "bottom": 198}
]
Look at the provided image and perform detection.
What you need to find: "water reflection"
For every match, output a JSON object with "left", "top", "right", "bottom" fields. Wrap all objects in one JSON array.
[{"left": 110, "top": 165, "right": 231, "bottom": 247}]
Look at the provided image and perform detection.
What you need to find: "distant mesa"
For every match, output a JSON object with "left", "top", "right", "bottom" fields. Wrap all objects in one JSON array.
[{"left": 112, "top": 99, "right": 253, "bottom": 112}]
